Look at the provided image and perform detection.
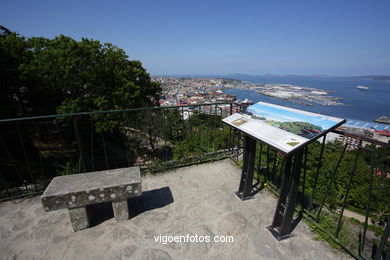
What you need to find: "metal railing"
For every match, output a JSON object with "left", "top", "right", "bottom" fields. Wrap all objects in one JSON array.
[
  {"left": 1, "top": 103, "right": 389, "bottom": 259},
  {"left": 0, "top": 102, "right": 243, "bottom": 201}
]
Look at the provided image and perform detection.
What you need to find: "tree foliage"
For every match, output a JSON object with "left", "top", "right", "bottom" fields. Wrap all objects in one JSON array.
[
  {"left": 0, "top": 29, "right": 161, "bottom": 119},
  {"left": 0, "top": 31, "right": 31, "bottom": 118},
  {"left": 0, "top": 27, "right": 163, "bottom": 189}
]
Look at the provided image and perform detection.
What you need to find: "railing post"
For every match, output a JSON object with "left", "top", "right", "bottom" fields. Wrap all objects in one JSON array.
[
  {"left": 16, "top": 122, "right": 37, "bottom": 191},
  {"left": 228, "top": 128, "right": 232, "bottom": 153},
  {"left": 301, "top": 147, "right": 308, "bottom": 208},
  {"left": 374, "top": 216, "right": 390, "bottom": 260},
  {"left": 266, "top": 145, "right": 270, "bottom": 181},
  {"left": 271, "top": 150, "right": 277, "bottom": 184},
  {"left": 90, "top": 119, "right": 95, "bottom": 171},
  {"left": 0, "top": 133, "right": 26, "bottom": 190},
  {"left": 316, "top": 143, "right": 347, "bottom": 218},
  {"left": 361, "top": 149, "right": 376, "bottom": 254},
  {"left": 309, "top": 134, "right": 326, "bottom": 210},
  {"left": 35, "top": 123, "right": 45, "bottom": 179},
  {"left": 257, "top": 143, "right": 263, "bottom": 182},
  {"left": 73, "top": 118, "right": 86, "bottom": 173},
  {"left": 0, "top": 168, "right": 11, "bottom": 198},
  {"left": 335, "top": 141, "right": 362, "bottom": 238}
]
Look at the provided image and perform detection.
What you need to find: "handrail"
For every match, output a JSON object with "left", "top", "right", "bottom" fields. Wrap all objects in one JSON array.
[
  {"left": 0, "top": 102, "right": 235, "bottom": 123},
  {"left": 332, "top": 129, "right": 390, "bottom": 147}
]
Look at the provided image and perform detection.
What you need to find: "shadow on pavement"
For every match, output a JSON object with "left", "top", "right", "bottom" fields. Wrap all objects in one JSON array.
[{"left": 88, "top": 186, "right": 174, "bottom": 227}]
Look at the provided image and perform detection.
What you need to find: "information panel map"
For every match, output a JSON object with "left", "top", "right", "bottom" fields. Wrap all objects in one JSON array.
[{"left": 223, "top": 102, "right": 345, "bottom": 154}]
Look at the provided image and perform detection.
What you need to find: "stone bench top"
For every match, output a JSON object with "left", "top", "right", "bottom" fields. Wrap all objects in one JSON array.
[
  {"left": 41, "top": 167, "right": 142, "bottom": 211},
  {"left": 43, "top": 167, "right": 141, "bottom": 196}
]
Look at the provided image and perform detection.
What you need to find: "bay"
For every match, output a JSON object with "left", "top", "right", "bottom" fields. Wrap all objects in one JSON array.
[{"left": 221, "top": 75, "right": 390, "bottom": 122}]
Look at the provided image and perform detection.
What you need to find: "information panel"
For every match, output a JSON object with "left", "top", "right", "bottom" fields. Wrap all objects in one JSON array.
[{"left": 223, "top": 102, "right": 345, "bottom": 154}]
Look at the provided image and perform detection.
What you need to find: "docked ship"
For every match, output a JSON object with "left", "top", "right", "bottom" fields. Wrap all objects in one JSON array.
[
  {"left": 235, "top": 98, "right": 253, "bottom": 105},
  {"left": 375, "top": 116, "right": 390, "bottom": 125},
  {"left": 356, "top": 85, "right": 369, "bottom": 90},
  {"left": 235, "top": 98, "right": 253, "bottom": 109}
]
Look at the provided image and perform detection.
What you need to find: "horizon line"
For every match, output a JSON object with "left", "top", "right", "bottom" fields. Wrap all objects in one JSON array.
[{"left": 151, "top": 73, "right": 390, "bottom": 78}]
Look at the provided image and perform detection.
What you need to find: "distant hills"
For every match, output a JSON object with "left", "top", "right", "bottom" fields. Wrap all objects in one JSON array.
[
  {"left": 156, "top": 74, "right": 390, "bottom": 81},
  {"left": 354, "top": 75, "right": 390, "bottom": 81},
  {"left": 228, "top": 74, "right": 390, "bottom": 80},
  {"left": 227, "top": 73, "right": 329, "bottom": 78}
]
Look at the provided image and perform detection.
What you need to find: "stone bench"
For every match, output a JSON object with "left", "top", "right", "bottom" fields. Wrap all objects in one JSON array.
[{"left": 41, "top": 167, "right": 142, "bottom": 231}]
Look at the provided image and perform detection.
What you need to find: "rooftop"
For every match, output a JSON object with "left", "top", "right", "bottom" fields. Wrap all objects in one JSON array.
[{"left": 0, "top": 159, "right": 349, "bottom": 259}]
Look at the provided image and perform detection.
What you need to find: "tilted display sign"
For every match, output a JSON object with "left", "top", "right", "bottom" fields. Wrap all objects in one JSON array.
[
  {"left": 222, "top": 101, "right": 345, "bottom": 155},
  {"left": 222, "top": 101, "right": 346, "bottom": 240}
]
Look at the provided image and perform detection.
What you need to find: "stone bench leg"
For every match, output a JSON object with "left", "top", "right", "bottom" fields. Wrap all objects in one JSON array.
[
  {"left": 69, "top": 206, "right": 90, "bottom": 232},
  {"left": 112, "top": 199, "right": 129, "bottom": 221}
]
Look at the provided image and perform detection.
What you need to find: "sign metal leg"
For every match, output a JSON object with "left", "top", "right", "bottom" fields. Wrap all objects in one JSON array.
[
  {"left": 267, "top": 150, "right": 303, "bottom": 240},
  {"left": 235, "top": 135, "right": 256, "bottom": 200}
]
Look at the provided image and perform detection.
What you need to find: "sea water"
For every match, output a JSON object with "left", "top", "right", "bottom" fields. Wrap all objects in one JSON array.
[{"left": 222, "top": 75, "right": 390, "bottom": 122}]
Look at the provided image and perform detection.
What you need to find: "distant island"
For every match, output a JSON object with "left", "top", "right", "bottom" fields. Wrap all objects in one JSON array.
[
  {"left": 223, "top": 82, "right": 344, "bottom": 106},
  {"left": 355, "top": 75, "right": 390, "bottom": 81}
]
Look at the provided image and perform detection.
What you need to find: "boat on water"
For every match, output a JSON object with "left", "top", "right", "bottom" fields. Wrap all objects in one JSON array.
[
  {"left": 235, "top": 98, "right": 253, "bottom": 109},
  {"left": 356, "top": 85, "right": 369, "bottom": 90},
  {"left": 375, "top": 116, "right": 390, "bottom": 125},
  {"left": 235, "top": 98, "right": 253, "bottom": 105}
]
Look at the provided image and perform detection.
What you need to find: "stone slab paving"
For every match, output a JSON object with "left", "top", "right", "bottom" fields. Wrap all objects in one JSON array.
[{"left": 0, "top": 159, "right": 351, "bottom": 259}]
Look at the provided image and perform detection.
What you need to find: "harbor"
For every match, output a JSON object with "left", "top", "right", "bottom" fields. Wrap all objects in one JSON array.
[
  {"left": 222, "top": 75, "right": 390, "bottom": 123},
  {"left": 153, "top": 76, "right": 390, "bottom": 143}
]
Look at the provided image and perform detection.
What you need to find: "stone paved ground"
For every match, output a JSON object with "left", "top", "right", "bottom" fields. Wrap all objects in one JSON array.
[{"left": 0, "top": 159, "right": 351, "bottom": 260}]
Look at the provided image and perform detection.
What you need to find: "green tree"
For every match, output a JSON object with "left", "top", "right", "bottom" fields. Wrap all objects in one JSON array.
[
  {"left": 0, "top": 28, "right": 162, "bottom": 185},
  {"left": 0, "top": 30, "right": 161, "bottom": 121},
  {"left": 0, "top": 30, "right": 32, "bottom": 118}
]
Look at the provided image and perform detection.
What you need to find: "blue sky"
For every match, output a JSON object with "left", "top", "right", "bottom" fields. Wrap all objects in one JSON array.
[{"left": 2, "top": 0, "right": 390, "bottom": 76}]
